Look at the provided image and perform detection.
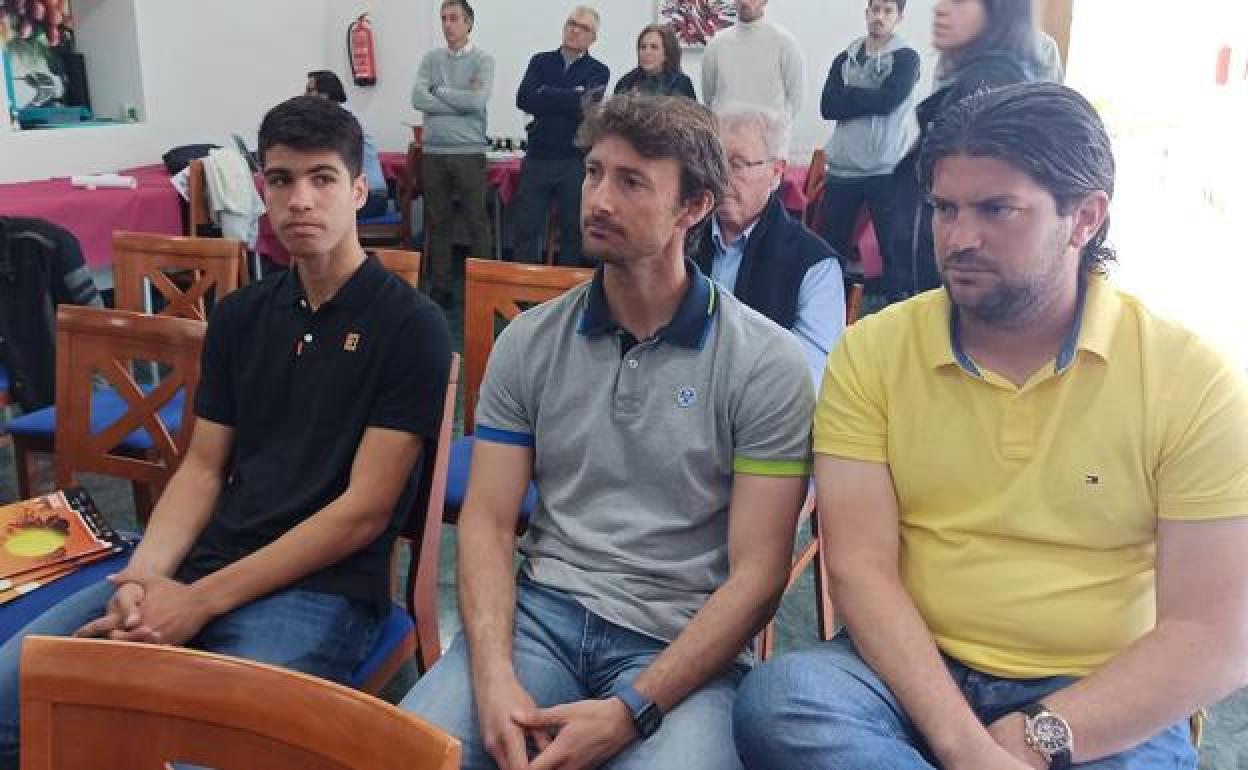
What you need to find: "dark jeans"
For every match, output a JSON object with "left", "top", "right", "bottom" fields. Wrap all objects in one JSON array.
[
  {"left": 422, "top": 152, "right": 491, "bottom": 286},
  {"left": 357, "top": 189, "right": 389, "bottom": 220},
  {"left": 511, "top": 155, "right": 586, "bottom": 267},
  {"left": 819, "top": 174, "right": 904, "bottom": 295},
  {"left": 734, "top": 634, "right": 1198, "bottom": 769}
]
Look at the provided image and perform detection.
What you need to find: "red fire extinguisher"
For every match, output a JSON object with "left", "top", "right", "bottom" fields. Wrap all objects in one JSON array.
[{"left": 348, "top": 13, "right": 378, "bottom": 87}]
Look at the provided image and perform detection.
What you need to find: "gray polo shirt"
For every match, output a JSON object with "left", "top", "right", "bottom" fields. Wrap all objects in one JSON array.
[{"left": 475, "top": 259, "right": 814, "bottom": 645}]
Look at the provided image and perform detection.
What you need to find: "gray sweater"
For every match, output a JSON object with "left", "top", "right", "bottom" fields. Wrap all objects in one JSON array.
[{"left": 410, "top": 44, "right": 495, "bottom": 154}]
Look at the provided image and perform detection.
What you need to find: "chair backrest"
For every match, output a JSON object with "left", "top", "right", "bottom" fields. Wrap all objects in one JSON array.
[
  {"left": 187, "top": 158, "right": 210, "bottom": 236},
  {"left": 401, "top": 352, "right": 459, "bottom": 672},
  {"left": 52, "top": 305, "right": 205, "bottom": 495},
  {"left": 463, "top": 258, "right": 594, "bottom": 430},
  {"left": 803, "top": 148, "right": 828, "bottom": 228},
  {"left": 19, "top": 635, "right": 460, "bottom": 770},
  {"left": 846, "top": 282, "right": 865, "bottom": 326},
  {"left": 113, "top": 231, "right": 246, "bottom": 321},
  {"left": 373, "top": 248, "right": 423, "bottom": 288}
]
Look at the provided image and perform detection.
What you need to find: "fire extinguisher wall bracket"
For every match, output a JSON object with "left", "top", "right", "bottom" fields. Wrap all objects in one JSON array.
[{"left": 348, "top": 12, "right": 378, "bottom": 87}]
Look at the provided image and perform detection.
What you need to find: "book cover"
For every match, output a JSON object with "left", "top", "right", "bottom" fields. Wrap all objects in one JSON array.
[{"left": 0, "top": 487, "right": 124, "bottom": 580}]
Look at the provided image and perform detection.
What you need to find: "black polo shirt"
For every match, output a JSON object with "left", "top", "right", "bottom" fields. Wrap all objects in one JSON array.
[{"left": 176, "top": 255, "right": 451, "bottom": 614}]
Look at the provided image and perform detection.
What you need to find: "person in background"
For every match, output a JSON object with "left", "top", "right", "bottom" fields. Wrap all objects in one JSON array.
[
  {"left": 305, "top": 70, "right": 390, "bottom": 220},
  {"left": 819, "top": 0, "right": 920, "bottom": 302},
  {"left": 693, "top": 105, "right": 844, "bottom": 387},
  {"left": 411, "top": 0, "right": 496, "bottom": 309},
  {"left": 889, "top": 0, "right": 1040, "bottom": 298},
  {"left": 701, "top": 0, "right": 804, "bottom": 121},
  {"left": 614, "top": 24, "right": 696, "bottom": 100},
  {"left": 510, "top": 5, "right": 610, "bottom": 267},
  {"left": 734, "top": 82, "right": 1248, "bottom": 770}
]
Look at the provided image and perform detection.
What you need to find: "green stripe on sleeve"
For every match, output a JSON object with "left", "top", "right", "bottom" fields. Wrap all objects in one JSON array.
[{"left": 733, "top": 456, "right": 811, "bottom": 477}]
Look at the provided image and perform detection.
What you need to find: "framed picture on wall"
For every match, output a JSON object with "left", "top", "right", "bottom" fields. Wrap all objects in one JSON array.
[{"left": 655, "top": 0, "right": 737, "bottom": 48}]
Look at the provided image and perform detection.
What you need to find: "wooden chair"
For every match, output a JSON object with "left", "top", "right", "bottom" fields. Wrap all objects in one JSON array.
[
  {"left": 187, "top": 157, "right": 257, "bottom": 285},
  {"left": 803, "top": 147, "right": 828, "bottom": 230},
  {"left": 360, "top": 141, "right": 422, "bottom": 249},
  {"left": 113, "top": 231, "right": 247, "bottom": 319},
  {"left": 756, "top": 283, "right": 866, "bottom": 660},
  {"left": 371, "top": 248, "right": 423, "bottom": 288},
  {"left": 463, "top": 259, "right": 594, "bottom": 431},
  {"left": 50, "top": 305, "right": 204, "bottom": 512},
  {"left": 445, "top": 260, "right": 593, "bottom": 529},
  {"left": 19, "top": 636, "right": 460, "bottom": 770}
]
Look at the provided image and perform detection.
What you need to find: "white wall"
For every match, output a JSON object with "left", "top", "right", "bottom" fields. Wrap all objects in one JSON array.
[
  {"left": 74, "top": 0, "right": 146, "bottom": 123},
  {"left": 0, "top": 0, "right": 332, "bottom": 183},
  {"left": 1, "top": 0, "right": 939, "bottom": 183}
]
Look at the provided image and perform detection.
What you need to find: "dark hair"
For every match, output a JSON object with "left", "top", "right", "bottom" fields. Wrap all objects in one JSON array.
[
  {"left": 258, "top": 95, "right": 364, "bottom": 179},
  {"left": 637, "top": 23, "right": 682, "bottom": 75},
  {"left": 867, "top": 0, "right": 907, "bottom": 13},
  {"left": 943, "top": 0, "right": 1036, "bottom": 72},
  {"left": 441, "top": 0, "right": 475, "bottom": 28},
  {"left": 306, "top": 70, "right": 348, "bottom": 103},
  {"left": 577, "top": 93, "right": 726, "bottom": 214},
  {"left": 918, "top": 82, "right": 1116, "bottom": 274}
]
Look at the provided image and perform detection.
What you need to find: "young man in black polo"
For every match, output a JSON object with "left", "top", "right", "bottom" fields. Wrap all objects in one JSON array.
[{"left": 0, "top": 95, "right": 450, "bottom": 767}]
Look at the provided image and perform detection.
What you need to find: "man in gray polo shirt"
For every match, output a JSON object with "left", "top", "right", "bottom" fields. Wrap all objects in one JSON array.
[{"left": 401, "top": 93, "right": 813, "bottom": 770}]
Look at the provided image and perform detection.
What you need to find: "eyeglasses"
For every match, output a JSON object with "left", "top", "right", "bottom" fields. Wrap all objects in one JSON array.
[
  {"left": 565, "top": 18, "right": 594, "bottom": 34},
  {"left": 728, "top": 157, "right": 770, "bottom": 174}
]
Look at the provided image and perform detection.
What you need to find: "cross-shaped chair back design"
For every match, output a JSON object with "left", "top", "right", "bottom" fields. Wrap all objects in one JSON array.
[
  {"left": 371, "top": 248, "right": 423, "bottom": 288},
  {"left": 112, "top": 231, "right": 246, "bottom": 321},
  {"left": 51, "top": 305, "right": 205, "bottom": 504},
  {"left": 463, "top": 258, "right": 594, "bottom": 431},
  {"left": 19, "top": 636, "right": 461, "bottom": 770}
]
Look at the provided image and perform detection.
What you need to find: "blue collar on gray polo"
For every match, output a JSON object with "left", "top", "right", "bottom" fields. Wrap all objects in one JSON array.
[{"left": 578, "top": 257, "right": 718, "bottom": 350}]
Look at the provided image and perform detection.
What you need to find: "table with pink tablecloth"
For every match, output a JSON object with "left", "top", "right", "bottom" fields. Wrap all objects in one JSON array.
[{"left": 0, "top": 164, "right": 183, "bottom": 268}]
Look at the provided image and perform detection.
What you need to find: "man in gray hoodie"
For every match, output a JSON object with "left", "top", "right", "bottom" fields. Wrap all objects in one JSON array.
[
  {"left": 819, "top": 0, "right": 919, "bottom": 298},
  {"left": 411, "top": 0, "right": 495, "bottom": 307}
]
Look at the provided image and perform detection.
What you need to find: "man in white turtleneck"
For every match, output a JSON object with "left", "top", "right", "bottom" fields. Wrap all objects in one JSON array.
[{"left": 701, "top": 0, "right": 805, "bottom": 121}]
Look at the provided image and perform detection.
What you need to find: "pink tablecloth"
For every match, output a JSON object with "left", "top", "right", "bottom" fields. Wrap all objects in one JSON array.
[{"left": 0, "top": 164, "right": 183, "bottom": 268}]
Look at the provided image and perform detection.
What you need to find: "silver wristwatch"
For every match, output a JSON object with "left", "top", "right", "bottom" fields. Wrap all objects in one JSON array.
[{"left": 1020, "top": 702, "right": 1073, "bottom": 769}]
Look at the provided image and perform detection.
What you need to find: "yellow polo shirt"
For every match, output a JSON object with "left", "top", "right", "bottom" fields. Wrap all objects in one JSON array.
[{"left": 814, "top": 276, "right": 1248, "bottom": 678}]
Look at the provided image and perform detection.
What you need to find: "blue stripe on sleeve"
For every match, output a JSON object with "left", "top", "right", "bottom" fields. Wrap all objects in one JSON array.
[{"left": 476, "top": 424, "right": 537, "bottom": 448}]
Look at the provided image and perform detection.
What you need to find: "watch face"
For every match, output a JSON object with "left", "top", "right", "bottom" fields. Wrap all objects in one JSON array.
[
  {"left": 636, "top": 703, "right": 663, "bottom": 738},
  {"left": 1031, "top": 713, "right": 1072, "bottom": 753}
]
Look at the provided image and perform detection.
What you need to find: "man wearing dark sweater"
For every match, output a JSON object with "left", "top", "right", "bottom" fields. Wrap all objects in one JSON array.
[
  {"left": 819, "top": 0, "right": 919, "bottom": 299},
  {"left": 511, "top": 5, "right": 609, "bottom": 267}
]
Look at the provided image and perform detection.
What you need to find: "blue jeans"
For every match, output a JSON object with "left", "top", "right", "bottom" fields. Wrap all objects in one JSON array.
[
  {"left": 400, "top": 579, "right": 747, "bottom": 770},
  {"left": 0, "top": 579, "right": 379, "bottom": 768},
  {"left": 733, "top": 634, "right": 1198, "bottom": 769}
]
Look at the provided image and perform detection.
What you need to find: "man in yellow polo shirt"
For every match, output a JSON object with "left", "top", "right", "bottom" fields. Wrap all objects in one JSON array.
[{"left": 733, "top": 83, "right": 1248, "bottom": 770}]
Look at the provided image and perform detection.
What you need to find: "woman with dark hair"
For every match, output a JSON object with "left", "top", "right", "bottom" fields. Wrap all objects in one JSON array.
[
  {"left": 888, "top": 0, "right": 1040, "bottom": 298},
  {"left": 613, "top": 24, "right": 697, "bottom": 99}
]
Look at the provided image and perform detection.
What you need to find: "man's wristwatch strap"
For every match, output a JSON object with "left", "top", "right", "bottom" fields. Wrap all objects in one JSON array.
[
  {"left": 615, "top": 683, "right": 662, "bottom": 739},
  {"left": 1019, "top": 702, "right": 1072, "bottom": 770}
]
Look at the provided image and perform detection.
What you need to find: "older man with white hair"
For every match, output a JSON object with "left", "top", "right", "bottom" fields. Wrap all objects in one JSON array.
[{"left": 693, "top": 105, "right": 845, "bottom": 386}]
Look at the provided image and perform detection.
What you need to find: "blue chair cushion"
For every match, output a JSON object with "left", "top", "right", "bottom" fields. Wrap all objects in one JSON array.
[
  {"left": 0, "top": 548, "right": 131, "bottom": 646},
  {"left": 359, "top": 210, "right": 402, "bottom": 226},
  {"left": 446, "top": 435, "right": 539, "bottom": 518},
  {"left": 6, "top": 388, "right": 186, "bottom": 451},
  {"left": 347, "top": 602, "right": 415, "bottom": 689}
]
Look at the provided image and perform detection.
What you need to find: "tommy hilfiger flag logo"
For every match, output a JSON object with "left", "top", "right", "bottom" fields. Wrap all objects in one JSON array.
[{"left": 344, "top": 332, "right": 361, "bottom": 352}]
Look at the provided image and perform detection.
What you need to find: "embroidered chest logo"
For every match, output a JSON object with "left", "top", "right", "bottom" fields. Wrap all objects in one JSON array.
[
  {"left": 344, "top": 332, "right": 361, "bottom": 352},
  {"left": 675, "top": 386, "right": 697, "bottom": 408},
  {"left": 1085, "top": 474, "right": 1100, "bottom": 485}
]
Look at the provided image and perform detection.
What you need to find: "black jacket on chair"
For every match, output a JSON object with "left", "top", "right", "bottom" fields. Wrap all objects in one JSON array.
[
  {"left": 693, "top": 193, "right": 838, "bottom": 331},
  {"left": 0, "top": 217, "right": 102, "bottom": 411}
]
